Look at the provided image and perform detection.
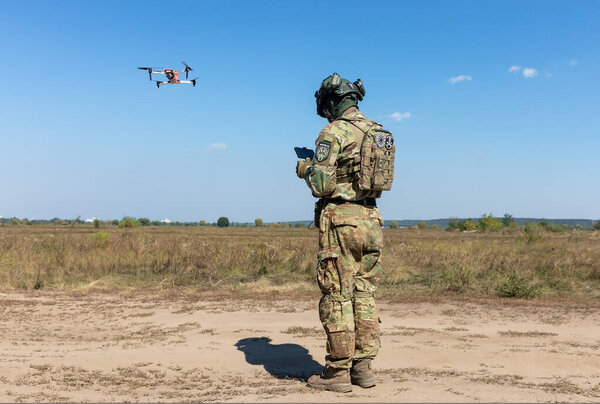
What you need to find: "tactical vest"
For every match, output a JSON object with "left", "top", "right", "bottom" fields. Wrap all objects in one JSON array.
[{"left": 336, "top": 117, "right": 395, "bottom": 192}]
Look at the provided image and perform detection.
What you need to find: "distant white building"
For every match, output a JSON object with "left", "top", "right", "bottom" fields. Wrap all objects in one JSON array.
[
  {"left": 85, "top": 217, "right": 99, "bottom": 223},
  {"left": 161, "top": 218, "right": 172, "bottom": 224}
]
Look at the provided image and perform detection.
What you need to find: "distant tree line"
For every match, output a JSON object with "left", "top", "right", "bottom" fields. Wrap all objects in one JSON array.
[
  {"left": 0, "top": 216, "right": 309, "bottom": 228},
  {"left": 389, "top": 213, "right": 598, "bottom": 233},
  {"left": 2, "top": 215, "right": 597, "bottom": 231}
]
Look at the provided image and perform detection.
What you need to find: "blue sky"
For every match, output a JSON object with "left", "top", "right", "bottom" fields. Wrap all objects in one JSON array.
[{"left": 1, "top": 0, "right": 598, "bottom": 222}]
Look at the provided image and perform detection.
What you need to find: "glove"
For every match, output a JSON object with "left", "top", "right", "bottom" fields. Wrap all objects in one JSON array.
[{"left": 296, "top": 158, "right": 312, "bottom": 179}]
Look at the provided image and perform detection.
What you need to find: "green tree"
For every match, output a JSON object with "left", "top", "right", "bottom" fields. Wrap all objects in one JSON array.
[
  {"left": 388, "top": 221, "right": 399, "bottom": 229},
  {"left": 199, "top": 220, "right": 207, "bottom": 226},
  {"left": 255, "top": 218, "right": 263, "bottom": 227},
  {"left": 502, "top": 213, "right": 514, "bottom": 227},
  {"left": 539, "top": 218, "right": 548, "bottom": 228},
  {"left": 478, "top": 213, "right": 503, "bottom": 232},
  {"left": 448, "top": 218, "right": 460, "bottom": 230},
  {"left": 93, "top": 218, "right": 100, "bottom": 229},
  {"left": 594, "top": 220, "right": 600, "bottom": 231},
  {"left": 111, "top": 219, "right": 119, "bottom": 226},
  {"left": 119, "top": 216, "right": 140, "bottom": 228},
  {"left": 217, "top": 217, "right": 229, "bottom": 227},
  {"left": 138, "top": 218, "right": 151, "bottom": 226},
  {"left": 417, "top": 221, "right": 428, "bottom": 230}
]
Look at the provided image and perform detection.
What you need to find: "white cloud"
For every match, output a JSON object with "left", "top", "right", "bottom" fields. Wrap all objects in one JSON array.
[
  {"left": 448, "top": 75, "right": 472, "bottom": 84},
  {"left": 207, "top": 142, "right": 227, "bottom": 150},
  {"left": 569, "top": 59, "right": 578, "bottom": 66},
  {"left": 508, "top": 65, "right": 522, "bottom": 73},
  {"left": 522, "top": 67, "right": 538, "bottom": 78},
  {"left": 382, "top": 112, "right": 411, "bottom": 122},
  {"left": 197, "top": 142, "right": 228, "bottom": 152}
]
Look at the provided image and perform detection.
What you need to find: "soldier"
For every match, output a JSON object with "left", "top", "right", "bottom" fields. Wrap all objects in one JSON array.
[{"left": 296, "top": 73, "right": 395, "bottom": 393}]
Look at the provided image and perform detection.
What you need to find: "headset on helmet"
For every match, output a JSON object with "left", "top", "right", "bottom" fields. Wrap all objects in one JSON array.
[{"left": 315, "top": 73, "right": 366, "bottom": 118}]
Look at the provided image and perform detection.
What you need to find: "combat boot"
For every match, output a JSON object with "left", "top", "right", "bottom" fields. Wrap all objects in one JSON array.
[
  {"left": 307, "top": 366, "right": 352, "bottom": 393},
  {"left": 350, "top": 358, "right": 376, "bottom": 388}
]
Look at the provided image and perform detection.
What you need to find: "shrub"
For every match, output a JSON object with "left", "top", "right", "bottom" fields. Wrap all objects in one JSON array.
[
  {"left": 295, "top": 222, "right": 305, "bottom": 228},
  {"left": 431, "top": 224, "right": 440, "bottom": 229},
  {"left": 417, "top": 222, "right": 428, "bottom": 230},
  {"left": 524, "top": 222, "right": 542, "bottom": 234},
  {"left": 272, "top": 222, "right": 280, "bottom": 228},
  {"left": 217, "top": 217, "right": 229, "bottom": 227},
  {"left": 594, "top": 220, "right": 600, "bottom": 231},
  {"left": 546, "top": 223, "right": 566, "bottom": 233},
  {"left": 255, "top": 218, "right": 263, "bottom": 227},
  {"left": 92, "top": 231, "right": 110, "bottom": 246},
  {"left": 440, "top": 264, "right": 474, "bottom": 292},
  {"left": 119, "top": 216, "right": 140, "bottom": 228},
  {"left": 496, "top": 274, "right": 539, "bottom": 298},
  {"left": 462, "top": 219, "right": 477, "bottom": 231},
  {"left": 138, "top": 218, "right": 151, "bottom": 226},
  {"left": 478, "top": 213, "right": 503, "bottom": 232},
  {"left": 93, "top": 218, "right": 100, "bottom": 229},
  {"left": 507, "top": 221, "right": 520, "bottom": 230},
  {"left": 111, "top": 219, "right": 119, "bottom": 226},
  {"left": 389, "top": 221, "right": 399, "bottom": 229},
  {"left": 199, "top": 220, "right": 207, "bottom": 226}
]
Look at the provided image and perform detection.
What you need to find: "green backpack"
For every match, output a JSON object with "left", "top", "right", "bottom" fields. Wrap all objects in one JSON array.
[{"left": 340, "top": 117, "right": 395, "bottom": 192}]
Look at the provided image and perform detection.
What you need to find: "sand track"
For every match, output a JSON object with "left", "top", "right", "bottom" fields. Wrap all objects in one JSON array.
[{"left": 1, "top": 291, "right": 599, "bottom": 402}]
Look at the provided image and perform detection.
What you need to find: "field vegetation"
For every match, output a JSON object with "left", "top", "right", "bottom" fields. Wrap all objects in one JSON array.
[{"left": 1, "top": 224, "right": 599, "bottom": 300}]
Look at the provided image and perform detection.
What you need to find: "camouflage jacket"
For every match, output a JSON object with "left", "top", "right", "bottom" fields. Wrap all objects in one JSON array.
[{"left": 304, "top": 107, "right": 381, "bottom": 200}]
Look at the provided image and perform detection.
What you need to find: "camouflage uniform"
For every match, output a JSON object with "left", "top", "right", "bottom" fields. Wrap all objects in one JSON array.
[{"left": 305, "top": 107, "right": 383, "bottom": 370}]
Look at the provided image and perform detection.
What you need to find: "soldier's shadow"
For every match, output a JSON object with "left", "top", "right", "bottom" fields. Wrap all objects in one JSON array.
[{"left": 235, "top": 337, "right": 323, "bottom": 381}]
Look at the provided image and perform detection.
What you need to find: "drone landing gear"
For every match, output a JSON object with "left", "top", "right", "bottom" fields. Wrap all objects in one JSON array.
[{"left": 179, "top": 80, "right": 196, "bottom": 87}]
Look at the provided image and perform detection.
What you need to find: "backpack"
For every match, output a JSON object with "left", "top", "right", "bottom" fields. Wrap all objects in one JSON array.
[{"left": 339, "top": 117, "right": 395, "bottom": 192}]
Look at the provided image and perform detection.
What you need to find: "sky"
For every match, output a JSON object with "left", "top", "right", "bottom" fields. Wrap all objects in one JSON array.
[{"left": 1, "top": 0, "right": 599, "bottom": 222}]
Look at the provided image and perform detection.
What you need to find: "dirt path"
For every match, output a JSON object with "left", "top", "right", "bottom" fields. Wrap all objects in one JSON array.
[{"left": 1, "top": 291, "right": 599, "bottom": 402}]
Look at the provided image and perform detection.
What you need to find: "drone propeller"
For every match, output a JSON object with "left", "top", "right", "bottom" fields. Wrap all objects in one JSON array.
[
  {"left": 181, "top": 61, "right": 193, "bottom": 79},
  {"left": 138, "top": 67, "right": 163, "bottom": 81}
]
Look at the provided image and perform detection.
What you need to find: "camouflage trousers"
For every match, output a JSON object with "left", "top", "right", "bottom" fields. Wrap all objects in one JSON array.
[{"left": 316, "top": 202, "right": 383, "bottom": 369}]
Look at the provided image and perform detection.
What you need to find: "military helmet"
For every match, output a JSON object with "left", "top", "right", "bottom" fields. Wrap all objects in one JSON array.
[{"left": 315, "top": 73, "right": 366, "bottom": 118}]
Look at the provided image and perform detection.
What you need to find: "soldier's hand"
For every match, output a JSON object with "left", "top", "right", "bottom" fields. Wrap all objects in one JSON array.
[{"left": 296, "top": 158, "right": 312, "bottom": 179}]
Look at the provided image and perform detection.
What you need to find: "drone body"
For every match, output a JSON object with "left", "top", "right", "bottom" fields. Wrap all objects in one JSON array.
[{"left": 137, "top": 62, "right": 196, "bottom": 88}]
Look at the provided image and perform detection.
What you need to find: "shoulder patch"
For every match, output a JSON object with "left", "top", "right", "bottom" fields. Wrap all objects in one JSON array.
[{"left": 315, "top": 140, "right": 332, "bottom": 162}]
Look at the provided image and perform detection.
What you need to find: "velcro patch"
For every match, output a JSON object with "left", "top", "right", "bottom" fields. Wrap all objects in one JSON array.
[{"left": 315, "top": 140, "right": 332, "bottom": 162}]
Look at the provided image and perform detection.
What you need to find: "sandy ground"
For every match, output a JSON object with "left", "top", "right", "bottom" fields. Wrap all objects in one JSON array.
[{"left": 0, "top": 291, "right": 599, "bottom": 402}]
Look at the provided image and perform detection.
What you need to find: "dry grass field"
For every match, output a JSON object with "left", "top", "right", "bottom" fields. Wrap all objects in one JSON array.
[
  {"left": 1, "top": 226, "right": 599, "bottom": 402},
  {"left": 1, "top": 226, "right": 599, "bottom": 299}
]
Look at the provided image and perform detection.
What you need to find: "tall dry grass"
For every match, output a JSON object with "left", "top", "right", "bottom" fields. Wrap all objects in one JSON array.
[{"left": 0, "top": 226, "right": 598, "bottom": 299}]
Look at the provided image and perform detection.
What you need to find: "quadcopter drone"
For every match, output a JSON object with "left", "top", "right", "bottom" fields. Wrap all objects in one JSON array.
[{"left": 137, "top": 62, "right": 196, "bottom": 88}]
